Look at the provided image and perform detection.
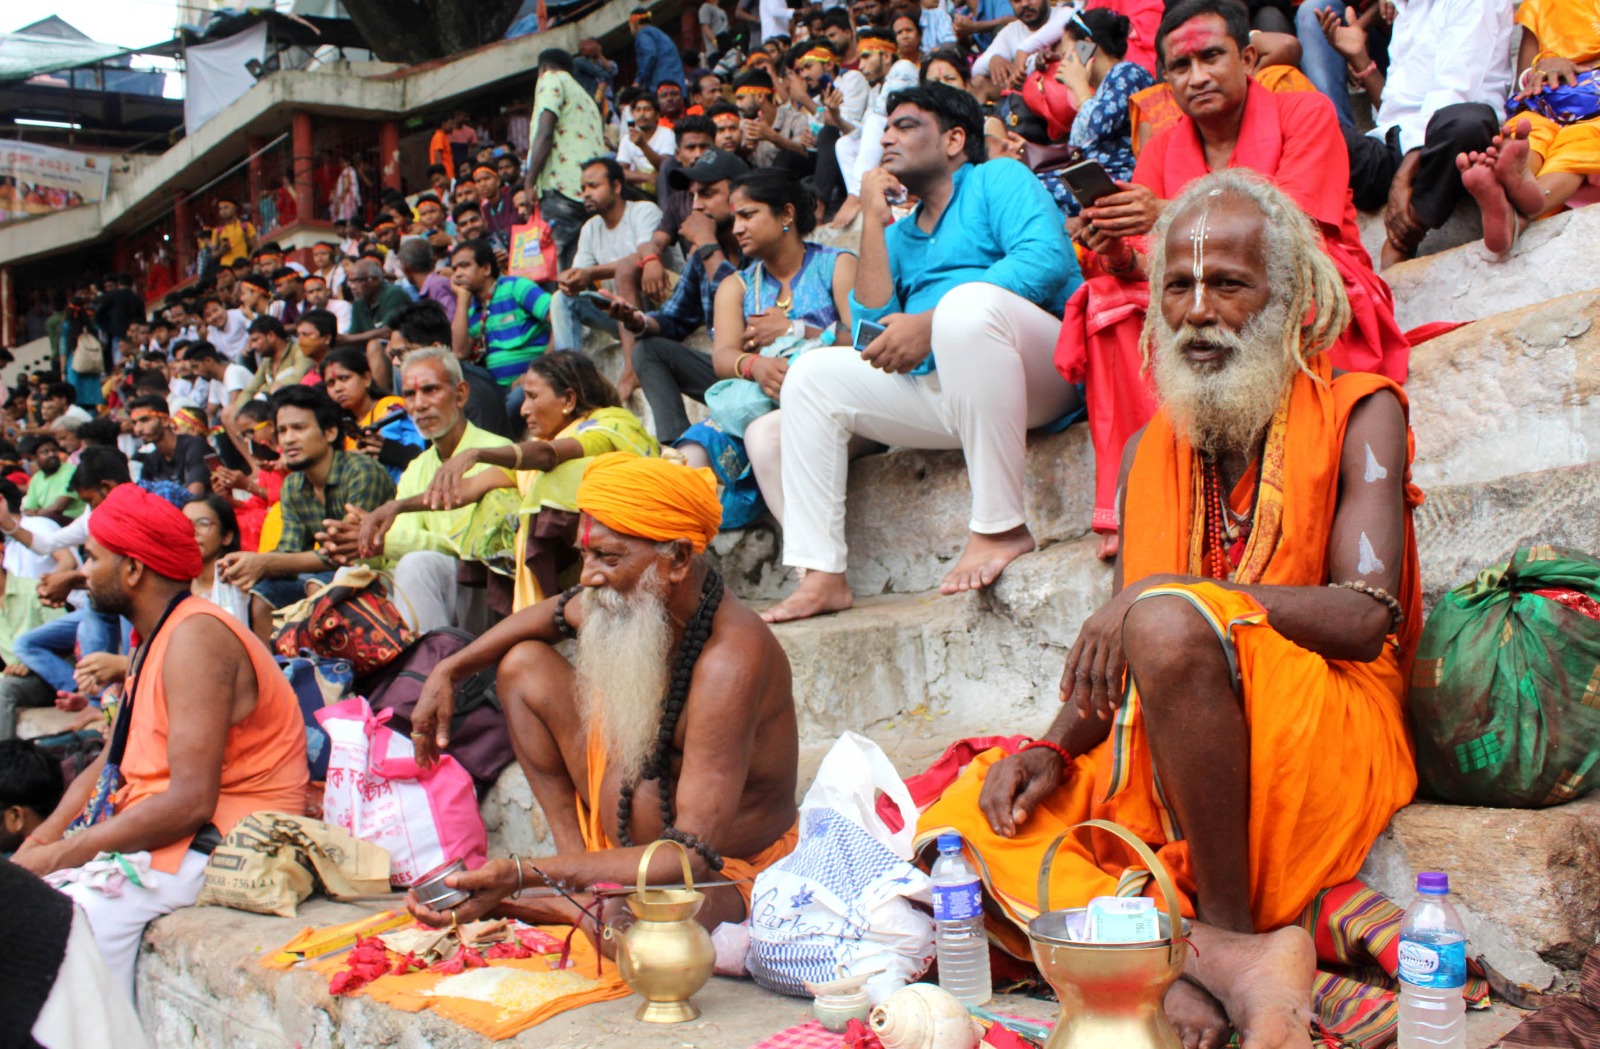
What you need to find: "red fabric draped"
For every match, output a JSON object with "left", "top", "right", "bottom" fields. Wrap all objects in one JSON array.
[{"left": 1056, "top": 82, "right": 1412, "bottom": 533}]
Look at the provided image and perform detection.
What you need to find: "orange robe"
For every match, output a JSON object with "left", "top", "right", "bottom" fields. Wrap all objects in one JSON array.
[
  {"left": 115, "top": 599, "right": 308, "bottom": 874},
  {"left": 918, "top": 356, "right": 1422, "bottom": 954},
  {"left": 580, "top": 733, "right": 797, "bottom": 913},
  {"left": 1057, "top": 80, "right": 1411, "bottom": 534}
]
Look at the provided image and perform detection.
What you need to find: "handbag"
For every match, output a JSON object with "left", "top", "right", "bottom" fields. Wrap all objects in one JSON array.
[
  {"left": 1508, "top": 69, "right": 1600, "bottom": 126},
  {"left": 507, "top": 209, "right": 558, "bottom": 282},
  {"left": 71, "top": 329, "right": 104, "bottom": 376},
  {"left": 1021, "top": 140, "right": 1081, "bottom": 175},
  {"left": 273, "top": 565, "right": 416, "bottom": 678}
]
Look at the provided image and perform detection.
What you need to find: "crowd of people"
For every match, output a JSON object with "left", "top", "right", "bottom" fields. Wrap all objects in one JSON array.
[{"left": 3, "top": 0, "right": 1596, "bottom": 1041}]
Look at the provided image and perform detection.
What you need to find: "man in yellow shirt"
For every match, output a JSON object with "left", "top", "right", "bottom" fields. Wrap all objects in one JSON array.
[
  {"left": 206, "top": 198, "right": 257, "bottom": 267},
  {"left": 320, "top": 346, "right": 513, "bottom": 634}
]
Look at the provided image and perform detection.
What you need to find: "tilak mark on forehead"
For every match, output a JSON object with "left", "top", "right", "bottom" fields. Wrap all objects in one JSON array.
[{"left": 1169, "top": 21, "right": 1220, "bottom": 59}]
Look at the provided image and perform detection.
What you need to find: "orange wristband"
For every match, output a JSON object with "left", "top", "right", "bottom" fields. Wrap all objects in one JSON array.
[{"left": 1024, "top": 739, "right": 1074, "bottom": 768}]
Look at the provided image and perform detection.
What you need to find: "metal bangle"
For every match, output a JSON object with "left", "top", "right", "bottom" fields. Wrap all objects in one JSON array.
[{"left": 510, "top": 853, "right": 526, "bottom": 896}]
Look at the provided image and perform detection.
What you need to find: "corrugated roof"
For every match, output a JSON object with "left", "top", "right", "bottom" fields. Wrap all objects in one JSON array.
[{"left": 0, "top": 32, "right": 132, "bottom": 83}]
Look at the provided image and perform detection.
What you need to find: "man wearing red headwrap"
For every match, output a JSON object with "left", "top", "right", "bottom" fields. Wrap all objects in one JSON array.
[
  {"left": 402, "top": 454, "right": 800, "bottom": 941},
  {"left": 12, "top": 485, "right": 307, "bottom": 995}
]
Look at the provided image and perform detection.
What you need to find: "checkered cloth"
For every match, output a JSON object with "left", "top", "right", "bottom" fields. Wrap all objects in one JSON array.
[{"left": 749, "top": 1019, "right": 870, "bottom": 1049}]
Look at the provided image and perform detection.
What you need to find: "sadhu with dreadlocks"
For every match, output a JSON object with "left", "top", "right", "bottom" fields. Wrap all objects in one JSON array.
[
  {"left": 406, "top": 452, "right": 798, "bottom": 938},
  {"left": 923, "top": 170, "right": 1424, "bottom": 1049}
]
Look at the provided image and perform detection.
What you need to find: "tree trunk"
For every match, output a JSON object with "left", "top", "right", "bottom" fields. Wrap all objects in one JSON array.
[{"left": 341, "top": 0, "right": 527, "bottom": 63}]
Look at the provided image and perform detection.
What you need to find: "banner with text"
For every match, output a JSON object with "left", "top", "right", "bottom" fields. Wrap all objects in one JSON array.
[{"left": 0, "top": 141, "right": 110, "bottom": 227}]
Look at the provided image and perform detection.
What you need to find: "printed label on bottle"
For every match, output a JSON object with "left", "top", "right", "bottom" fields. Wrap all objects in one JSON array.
[
  {"left": 1398, "top": 938, "right": 1467, "bottom": 989},
  {"left": 932, "top": 881, "right": 983, "bottom": 921}
]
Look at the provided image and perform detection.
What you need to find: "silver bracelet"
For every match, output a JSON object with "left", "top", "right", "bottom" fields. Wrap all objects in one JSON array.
[{"left": 509, "top": 853, "right": 525, "bottom": 896}]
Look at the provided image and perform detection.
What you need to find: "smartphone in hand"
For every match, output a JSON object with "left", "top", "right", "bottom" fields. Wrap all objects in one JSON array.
[
  {"left": 1061, "top": 159, "right": 1121, "bottom": 208},
  {"left": 852, "top": 319, "right": 887, "bottom": 350}
]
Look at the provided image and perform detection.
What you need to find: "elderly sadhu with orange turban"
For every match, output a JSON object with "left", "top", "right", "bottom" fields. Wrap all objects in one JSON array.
[{"left": 403, "top": 453, "right": 800, "bottom": 939}]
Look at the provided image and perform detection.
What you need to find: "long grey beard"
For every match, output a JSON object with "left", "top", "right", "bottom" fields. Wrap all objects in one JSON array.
[
  {"left": 1148, "top": 299, "right": 1297, "bottom": 456},
  {"left": 573, "top": 568, "right": 673, "bottom": 784}
]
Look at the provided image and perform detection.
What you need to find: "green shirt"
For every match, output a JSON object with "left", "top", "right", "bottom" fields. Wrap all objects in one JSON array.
[
  {"left": 236, "top": 342, "right": 315, "bottom": 405},
  {"left": 277, "top": 450, "right": 397, "bottom": 554},
  {"left": 350, "top": 282, "right": 412, "bottom": 335},
  {"left": 22, "top": 464, "right": 83, "bottom": 519},
  {"left": 386, "top": 422, "right": 513, "bottom": 558},
  {"left": 530, "top": 70, "right": 604, "bottom": 202}
]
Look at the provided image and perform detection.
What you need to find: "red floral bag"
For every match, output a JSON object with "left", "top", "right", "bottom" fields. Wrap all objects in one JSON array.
[{"left": 273, "top": 567, "right": 415, "bottom": 678}]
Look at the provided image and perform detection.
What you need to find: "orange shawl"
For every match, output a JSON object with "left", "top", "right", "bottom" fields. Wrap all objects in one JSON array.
[{"left": 1122, "top": 352, "right": 1424, "bottom": 665}]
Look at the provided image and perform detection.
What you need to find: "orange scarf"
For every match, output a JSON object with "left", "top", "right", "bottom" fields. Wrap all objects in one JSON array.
[{"left": 1122, "top": 353, "right": 1425, "bottom": 664}]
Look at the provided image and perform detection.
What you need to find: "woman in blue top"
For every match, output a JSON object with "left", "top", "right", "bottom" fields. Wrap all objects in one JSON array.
[
  {"left": 677, "top": 170, "right": 857, "bottom": 529},
  {"left": 1056, "top": 9, "right": 1155, "bottom": 184}
]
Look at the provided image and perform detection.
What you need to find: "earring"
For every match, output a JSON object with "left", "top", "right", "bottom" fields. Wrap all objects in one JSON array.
[{"left": 783, "top": 224, "right": 790, "bottom": 232}]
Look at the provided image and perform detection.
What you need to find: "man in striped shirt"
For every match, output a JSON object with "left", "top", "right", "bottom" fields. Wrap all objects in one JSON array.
[{"left": 450, "top": 238, "right": 553, "bottom": 411}]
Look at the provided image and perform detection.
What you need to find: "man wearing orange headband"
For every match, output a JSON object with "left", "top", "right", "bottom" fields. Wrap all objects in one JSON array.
[
  {"left": 472, "top": 164, "right": 516, "bottom": 240},
  {"left": 831, "top": 26, "right": 922, "bottom": 229},
  {"left": 630, "top": 6, "right": 687, "bottom": 94},
  {"left": 403, "top": 453, "right": 799, "bottom": 938}
]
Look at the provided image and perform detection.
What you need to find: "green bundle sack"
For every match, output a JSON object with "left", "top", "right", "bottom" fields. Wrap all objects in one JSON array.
[{"left": 1411, "top": 545, "right": 1600, "bottom": 808}]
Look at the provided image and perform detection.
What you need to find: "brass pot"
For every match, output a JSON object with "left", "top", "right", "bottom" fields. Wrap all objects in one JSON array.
[
  {"left": 1027, "top": 820, "right": 1190, "bottom": 1049},
  {"left": 611, "top": 838, "right": 716, "bottom": 1023}
]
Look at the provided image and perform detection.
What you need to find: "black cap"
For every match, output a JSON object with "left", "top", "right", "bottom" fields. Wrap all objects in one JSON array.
[{"left": 666, "top": 148, "right": 750, "bottom": 191}]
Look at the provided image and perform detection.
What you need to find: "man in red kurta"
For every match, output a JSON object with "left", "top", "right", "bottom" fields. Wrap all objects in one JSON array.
[{"left": 1056, "top": 0, "right": 1409, "bottom": 553}]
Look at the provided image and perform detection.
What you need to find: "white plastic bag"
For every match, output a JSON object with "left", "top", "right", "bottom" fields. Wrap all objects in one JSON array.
[{"left": 747, "top": 732, "right": 934, "bottom": 1002}]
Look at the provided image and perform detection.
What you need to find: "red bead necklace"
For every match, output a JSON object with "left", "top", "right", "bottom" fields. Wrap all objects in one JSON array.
[{"left": 1202, "top": 454, "right": 1255, "bottom": 580}]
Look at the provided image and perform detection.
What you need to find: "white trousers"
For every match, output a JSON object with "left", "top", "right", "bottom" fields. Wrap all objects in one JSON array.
[
  {"left": 392, "top": 550, "right": 460, "bottom": 634},
  {"left": 780, "top": 283, "right": 1076, "bottom": 574},
  {"left": 56, "top": 847, "right": 208, "bottom": 997}
]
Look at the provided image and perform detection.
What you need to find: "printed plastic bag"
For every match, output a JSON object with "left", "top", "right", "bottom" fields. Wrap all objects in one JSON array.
[
  {"left": 747, "top": 732, "right": 934, "bottom": 1003},
  {"left": 197, "top": 812, "right": 391, "bottom": 917},
  {"left": 507, "top": 213, "right": 558, "bottom": 282},
  {"left": 317, "top": 696, "right": 487, "bottom": 886}
]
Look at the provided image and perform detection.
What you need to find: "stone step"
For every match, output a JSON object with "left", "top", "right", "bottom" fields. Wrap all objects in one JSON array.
[
  {"left": 704, "top": 290, "right": 1599, "bottom": 602},
  {"left": 1382, "top": 205, "right": 1600, "bottom": 332}
]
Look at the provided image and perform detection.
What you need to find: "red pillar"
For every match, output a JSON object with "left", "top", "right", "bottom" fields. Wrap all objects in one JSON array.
[
  {"left": 246, "top": 134, "right": 265, "bottom": 225},
  {"left": 173, "top": 190, "right": 194, "bottom": 282},
  {"left": 292, "top": 110, "right": 315, "bottom": 223},
  {"left": 379, "top": 120, "right": 402, "bottom": 193}
]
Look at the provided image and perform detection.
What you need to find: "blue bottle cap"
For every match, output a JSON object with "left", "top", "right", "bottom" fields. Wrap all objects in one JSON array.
[
  {"left": 1417, "top": 871, "right": 1449, "bottom": 894},
  {"left": 937, "top": 833, "right": 962, "bottom": 853}
]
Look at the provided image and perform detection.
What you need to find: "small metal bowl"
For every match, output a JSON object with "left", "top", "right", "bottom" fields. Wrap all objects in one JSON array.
[{"left": 413, "top": 858, "right": 469, "bottom": 911}]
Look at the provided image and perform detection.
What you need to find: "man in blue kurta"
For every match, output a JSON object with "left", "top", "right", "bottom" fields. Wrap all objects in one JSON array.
[
  {"left": 765, "top": 84, "right": 1084, "bottom": 623},
  {"left": 631, "top": 9, "right": 687, "bottom": 94}
]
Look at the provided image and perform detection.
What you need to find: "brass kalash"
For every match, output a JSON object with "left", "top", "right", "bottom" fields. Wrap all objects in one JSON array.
[
  {"left": 607, "top": 838, "right": 717, "bottom": 1023},
  {"left": 1027, "top": 820, "right": 1190, "bottom": 1049}
]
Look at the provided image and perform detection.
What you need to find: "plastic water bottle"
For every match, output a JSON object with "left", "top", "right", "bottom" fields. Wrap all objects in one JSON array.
[
  {"left": 1397, "top": 871, "right": 1467, "bottom": 1049},
  {"left": 930, "top": 833, "right": 991, "bottom": 1006}
]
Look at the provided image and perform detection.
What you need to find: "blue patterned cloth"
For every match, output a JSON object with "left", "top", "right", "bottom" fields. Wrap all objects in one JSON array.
[{"left": 1069, "top": 61, "right": 1155, "bottom": 183}]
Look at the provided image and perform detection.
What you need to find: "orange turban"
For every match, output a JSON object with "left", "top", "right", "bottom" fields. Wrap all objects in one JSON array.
[
  {"left": 89, "top": 483, "right": 203, "bottom": 582},
  {"left": 576, "top": 453, "right": 722, "bottom": 553}
]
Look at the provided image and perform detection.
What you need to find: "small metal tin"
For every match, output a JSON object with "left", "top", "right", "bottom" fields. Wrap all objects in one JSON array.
[{"left": 413, "top": 858, "right": 469, "bottom": 910}]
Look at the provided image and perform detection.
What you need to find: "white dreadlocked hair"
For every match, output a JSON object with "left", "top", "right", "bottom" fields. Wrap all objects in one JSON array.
[{"left": 1139, "top": 168, "right": 1352, "bottom": 380}]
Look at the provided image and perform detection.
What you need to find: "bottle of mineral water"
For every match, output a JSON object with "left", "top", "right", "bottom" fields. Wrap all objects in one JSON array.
[
  {"left": 1397, "top": 871, "right": 1467, "bottom": 1049},
  {"left": 930, "top": 833, "right": 992, "bottom": 1006}
]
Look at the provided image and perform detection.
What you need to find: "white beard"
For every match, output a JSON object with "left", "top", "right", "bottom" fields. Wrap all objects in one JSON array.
[
  {"left": 1148, "top": 299, "right": 1298, "bottom": 456},
  {"left": 574, "top": 567, "right": 673, "bottom": 784}
]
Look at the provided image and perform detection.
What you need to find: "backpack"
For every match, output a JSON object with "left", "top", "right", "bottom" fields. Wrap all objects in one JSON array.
[
  {"left": 31, "top": 729, "right": 105, "bottom": 791},
  {"left": 354, "top": 628, "right": 516, "bottom": 790}
]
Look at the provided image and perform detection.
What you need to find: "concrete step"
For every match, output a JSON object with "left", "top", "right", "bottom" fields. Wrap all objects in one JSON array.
[
  {"left": 136, "top": 893, "right": 1529, "bottom": 1046},
  {"left": 1381, "top": 204, "right": 1600, "bottom": 332}
]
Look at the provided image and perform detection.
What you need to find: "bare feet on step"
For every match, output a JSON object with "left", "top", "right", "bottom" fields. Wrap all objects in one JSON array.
[
  {"left": 1458, "top": 149, "right": 1517, "bottom": 255},
  {"left": 1491, "top": 119, "right": 1549, "bottom": 217},
  {"left": 1166, "top": 977, "right": 1232, "bottom": 1049},
  {"left": 1185, "top": 924, "right": 1316, "bottom": 1049},
  {"left": 939, "top": 526, "right": 1036, "bottom": 595},
  {"left": 761, "top": 571, "right": 854, "bottom": 624}
]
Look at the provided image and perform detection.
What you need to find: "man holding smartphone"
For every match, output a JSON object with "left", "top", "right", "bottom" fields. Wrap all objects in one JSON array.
[{"left": 765, "top": 84, "right": 1082, "bottom": 623}]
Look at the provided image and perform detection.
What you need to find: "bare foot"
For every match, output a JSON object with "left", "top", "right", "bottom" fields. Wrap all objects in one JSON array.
[
  {"left": 761, "top": 571, "right": 853, "bottom": 623},
  {"left": 1095, "top": 532, "right": 1119, "bottom": 562},
  {"left": 1459, "top": 149, "right": 1517, "bottom": 255},
  {"left": 939, "top": 526, "right": 1036, "bottom": 595},
  {"left": 1166, "top": 977, "right": 1232, "bottom": 1049},
  {"left": 1186, "top": 924, "right": 1316, "bottom": 1049},
  {"left": 1491, "top": 118, "right": 1548, "bottom": 217}
]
